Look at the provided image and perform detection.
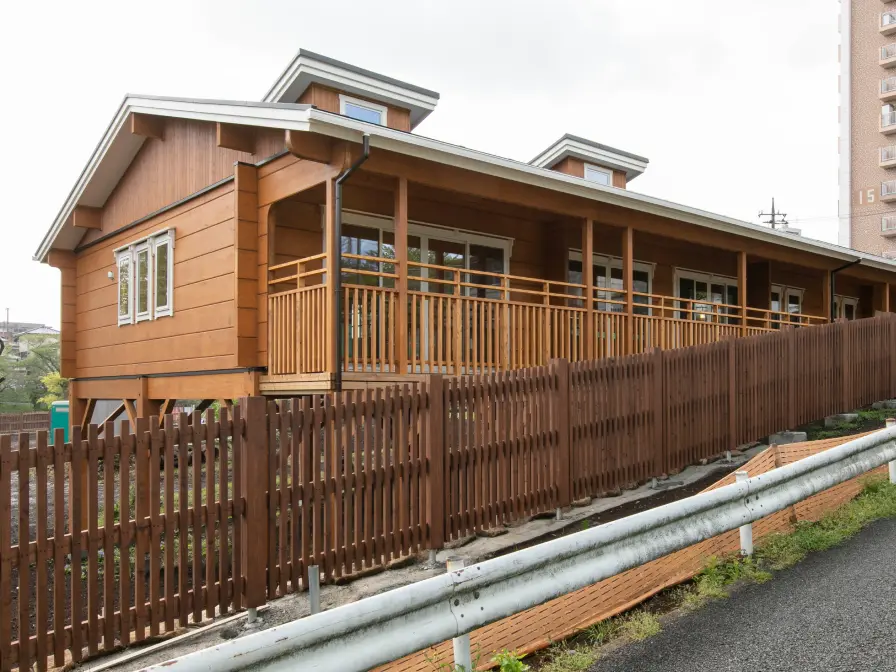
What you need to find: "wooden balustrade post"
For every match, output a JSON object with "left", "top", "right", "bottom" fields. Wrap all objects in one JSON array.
[
  {"left": 426, "top": 374, "right": 446, "bottom": 553},
  {"left": 551, "top": 358, "right": 572, "bottom": 508},
  {"left": 737, "top": 251, "right": 747, "bottom": 337},
  {"left": 622, "top": 226, "right": 634, "bottom": 355},
  {"left": 239, "top": 396, "right": 269, "bottom": 609},
  {"left": 324, "top": 178, "right": 339, "bottom": 378},
  {"left": 503, "top": 277, "right": 511, "bottom": 370},
  {"left": 582, "top": 218, "right": 594, "bottom": 360},
  {"left": 395, "top": 177, "right": 409, "bottom": 374}
]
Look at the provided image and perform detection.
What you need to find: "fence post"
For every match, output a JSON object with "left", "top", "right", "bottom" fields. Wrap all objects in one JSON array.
[
  {"left": 888, "top": 418, "right": 896, "bottom": 485},
  {"left": 727, "top": 339, "right": 737, "bottom": 452},
  {"left": 551, "top": 358, "right": 572, "bottom": 511},
  {"left": 841, "top": 321, "right": 850, "bottom": 412},
  {"left": 652, "top": 348, "right": 666, "bottom": 475},
  {"left": 426, "top": 374, "right": 445, "bottom": 561},
  {"left": 787, "top": 329, "right": 797, "bottom": 428},
  {"left": 447, "top": 557, "right": 472, "bottom": 671},
  {"left": 240, "top": 396, "right": 269, "bottom": 617}
]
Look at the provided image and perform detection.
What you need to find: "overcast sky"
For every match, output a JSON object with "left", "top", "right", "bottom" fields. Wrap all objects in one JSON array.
[{"left": 0, "top": 0, "right": 839, "bottom": 328}]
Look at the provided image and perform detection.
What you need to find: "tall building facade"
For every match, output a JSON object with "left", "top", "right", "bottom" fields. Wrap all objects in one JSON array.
[{"left": 840, "top": 0, "right": 896, "bottom": 256}]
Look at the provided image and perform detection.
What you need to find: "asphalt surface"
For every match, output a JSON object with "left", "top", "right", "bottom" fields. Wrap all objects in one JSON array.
[{"left": 589, "top": 518, "right": 896, "bottom": 672}]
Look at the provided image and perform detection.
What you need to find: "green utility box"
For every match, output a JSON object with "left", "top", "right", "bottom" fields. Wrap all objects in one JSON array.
[{"left": 50, "top": 401, "right": 69, "bottom": 444}]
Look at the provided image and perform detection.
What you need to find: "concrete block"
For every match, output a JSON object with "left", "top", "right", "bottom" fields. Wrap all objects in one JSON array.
[
  {"left": 767, "top": 431, "right": 808, "bottom": 445},
  {"left": 824, "top": 413, "right": 859, "bottom": 428},
  {"left": 872, "top": 400, "right": 896, "bottom": 410}
]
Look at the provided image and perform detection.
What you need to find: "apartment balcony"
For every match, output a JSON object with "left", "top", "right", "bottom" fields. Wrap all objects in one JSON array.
[
  {"left": 882, "top": 180, "right": 896, "bottom": 202},
  {"left": 883, "top": 217, "right": 896, "bottom": 237},
  {"left": 885, "top": 45, "right": 896, "bottom": 69},
  {"left": 883, "top": 146, "right": 896, "bottom": 168},
  {"left": 883, "top": 11, "right": 896, "bottom": 36},
  {"left": 882, "top": 111, "right": 896, "bottom": 134},
  {"left": 882, "top": 77, "right": 896, "bottom": 103}
]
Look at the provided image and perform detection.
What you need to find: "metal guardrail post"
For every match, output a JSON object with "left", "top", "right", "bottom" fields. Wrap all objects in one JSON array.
[
  {"left": 735, "top": 471, "right": 753, "bottom": 555},
  {"left": 447, "top": 558, "right": 472, "bottom": 671},
  {"left": 888, "top": 419, "right": 896, "bottom": 484},
  {"left": 308, "top": 566, "right": 321, "bottom": 616}
]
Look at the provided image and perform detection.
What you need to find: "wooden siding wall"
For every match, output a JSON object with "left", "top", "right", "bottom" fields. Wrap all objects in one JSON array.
[
  {"left": 549, "top": 156, "right": 627, "bottom": 189},
  {"left": 80, "top": 118, "right": 284, "bottom": 245},
  {"left": 74, "top": 182, "right": 238, "bottom": 378},
  {"left": 297, "top": 83, "right": 412, "bottom": 132},
  {"left": 234, "top": 165, "right": 259, "bottom": 367}
]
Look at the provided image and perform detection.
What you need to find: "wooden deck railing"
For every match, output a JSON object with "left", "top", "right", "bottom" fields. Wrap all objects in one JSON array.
[{"left": 267, "top": 253, "right": 828, "bottom": 377}]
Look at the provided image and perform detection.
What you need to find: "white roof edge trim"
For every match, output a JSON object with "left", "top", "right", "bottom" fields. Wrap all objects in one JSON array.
[
  {"left": 34, "top": 97, "right": 314, "bottom": 263},
  {"left": 301, "top": 108, "right": 893, "bottom": 273}
]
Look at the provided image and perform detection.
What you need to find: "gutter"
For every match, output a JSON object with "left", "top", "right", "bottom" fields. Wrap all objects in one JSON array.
[
  {"left": 333, "top": 134, "right": 370, "bottom": 392},
  {"left": 830, "top": 258, "right": 862, "bottom": 322}
]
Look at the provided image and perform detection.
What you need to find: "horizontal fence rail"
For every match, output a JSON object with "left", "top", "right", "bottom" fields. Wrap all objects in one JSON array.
[{"left": 147, "top": 424, "right": 896, "bottom": 672}]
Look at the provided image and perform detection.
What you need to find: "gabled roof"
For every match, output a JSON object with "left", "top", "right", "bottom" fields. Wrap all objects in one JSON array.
[
  {"left": 530, "top": 134, "right": 649, "bottom": 181},
  {"left": 34, "top": 93, "right": 896, "bottom": 275},
  {"left": 262, "top": 49, "right": 439, "bottom": 129}
]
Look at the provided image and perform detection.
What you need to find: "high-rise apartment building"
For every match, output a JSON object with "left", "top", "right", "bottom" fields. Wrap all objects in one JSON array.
[{"left": 839, "top": 0, "right": 896, "bottom": 256}]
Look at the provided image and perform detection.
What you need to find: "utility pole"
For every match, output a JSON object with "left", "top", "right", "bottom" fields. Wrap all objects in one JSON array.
[{"left": 759, "top": 198, "right": 789, "bottom": 230}]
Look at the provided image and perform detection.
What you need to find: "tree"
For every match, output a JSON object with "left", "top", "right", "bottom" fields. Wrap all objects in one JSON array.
[{"left": 38, "top": 372, "right": 68, "bottom": 407}]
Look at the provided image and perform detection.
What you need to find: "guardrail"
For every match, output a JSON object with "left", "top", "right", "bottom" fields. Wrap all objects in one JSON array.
[{"left": 148, "top": 425, "right": 896, "bottom": 672}]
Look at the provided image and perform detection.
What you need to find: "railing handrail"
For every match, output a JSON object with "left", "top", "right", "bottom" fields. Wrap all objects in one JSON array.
[
  {"left": 883, "top": 216, "right": 896, "bottom": 231},
  {"left": 884, "top": 11, "right": 896, "bottom": 26},
  {"left": 883, "top": 77, "right": 896, "bottom": 93},
  {"left": 885, "top": 44, "right": 896, "bottom": 59},
  {"left": 883, "top": 111, "right": 896, "bottom": 126},
  {"left": 882, "top": 146, "right": 896, "bottom": 162},
  {"left": 150, "top": 426, "right": 896, "bottom": 672},
  {"left": 883, "top": 180, "right": 896, "bottom": 196}
]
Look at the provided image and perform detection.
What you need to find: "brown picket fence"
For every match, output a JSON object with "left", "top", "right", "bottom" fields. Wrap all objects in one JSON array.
[
  {"left": 2, "top": 315, "right": 896, "bottom": 670},
  {"left": 0, "top": 412, "right": 50, "bottom": 436}
]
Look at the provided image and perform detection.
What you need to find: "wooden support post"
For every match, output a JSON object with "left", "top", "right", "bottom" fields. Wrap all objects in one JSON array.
[
  {"left": 426, "top": 374, "right": 445, "bottom": 550},
  {"left": 622, "top": 226, "right": 634, "bottom": 355},
  {"left": 240, "top": 396, "right": 269, "bottom": 608},
  {"left": 136, "top": 377, "right": 161, "bottom": 419},
  {"left": 581, "top": 219, "right": 594, "bottom": 361},
  {"left": 551, "top": 358, "right": 572, "bottom": 508},
  {"left": 823, "top": 269, "right": 832, "bottom": 322},
  {"left": 325, "top": 177, "right": 339, "bottom": 378},
  {"left": 68, "top": 384, "right": 90, "bottom": 532},
  {"left": 737, "top": 251, "right": 747, "bottom": 336},
  {"left": 395, "top": 177, "right": 409, "bottom": 374}
]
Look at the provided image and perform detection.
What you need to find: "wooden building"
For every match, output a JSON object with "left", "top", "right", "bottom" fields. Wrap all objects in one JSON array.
[{"left": 33, "top": 50, "right": 896, "bottom": 421}]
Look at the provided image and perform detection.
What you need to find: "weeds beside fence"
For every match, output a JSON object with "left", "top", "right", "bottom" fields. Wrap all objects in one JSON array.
[{"left": 2, "top": 316, "right": 896, "bottom": 670}]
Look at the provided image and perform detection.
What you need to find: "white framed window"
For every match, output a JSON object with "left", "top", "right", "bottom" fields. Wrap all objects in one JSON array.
[
  {"left": 568, "top": 251, "right": 654, "bottom": 314},
  {"left": 113, "top": 227, "right": 174, "bottom": 326},
  {"left": 770, "top": 284, "right": 804, "bottom": 326},
  {"left": 116, "top": 250, "right": 133, "bottom": 326},
  {"left": 674, "top": 269, "right": 740, "bottom": 323},
  {"left": 153, "top": 232, "right": 174, "bottom": 318},
  {"left": 339, "top": 94, "right": 388, "bottom": 126},
  {"left": 134, "top": 242, "right": 152, "bottom": 322},
  {"left": 584, "top": 164, "right": 613, "bottom": 187},
  {"left": 834, "top": 295, "right": 859, "bottom": 321},
  {"left": 326, "top": 210, "right": 513, "bottom": 299}
]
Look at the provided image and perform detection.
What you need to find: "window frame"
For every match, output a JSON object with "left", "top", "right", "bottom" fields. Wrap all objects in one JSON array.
[
  {"left": 339, "top": 94, "right": 389, "bottom": 126},
  {"left": 833, "top": 294, "right": 859, "bottom": 321},
  {"left": 116, "top": 248, "right": 134, "bottom": 326},
  {"left": 113, "top": 227, "right": 174, "bottom": 326},
  {"left": 134, "top": 241, "right": 153, "bottom": 323},
  {"left": 153, "top": 231, "right": 175, "bottom": 319},
  {"left": 583, "top": 163, "right": 614, "bottom": 187},
  {"left": 673, "top": 269, "right": 741, "bottom": 323}
]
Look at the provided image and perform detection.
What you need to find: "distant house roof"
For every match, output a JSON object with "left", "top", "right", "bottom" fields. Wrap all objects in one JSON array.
[
  {"left": 16, "top": 326, "right": 59, "bottom": 338},
  {"left": 530, "top": 134, "right": 649, "bottom": 181},
  {"left": 262, "top": 49, "right": 439, "bottom": 129}
]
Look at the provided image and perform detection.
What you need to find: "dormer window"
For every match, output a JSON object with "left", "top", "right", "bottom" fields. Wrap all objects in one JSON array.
[
  {"left": 584, "top": 164, "right": 613, "bottom": 186},
  {"left": 339, "top": 94, "right": 388, "bottom": 126}
]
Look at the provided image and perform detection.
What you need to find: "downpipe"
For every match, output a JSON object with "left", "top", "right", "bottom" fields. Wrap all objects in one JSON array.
[
  {"left": 333, "top": 134, "right": 370, "bottom": 393},
  {"left": 829, "top": 258, "right": 861, "bottom": 322},
  {"left": 145, "top": 426, "right": 896, "bottom": 672}
]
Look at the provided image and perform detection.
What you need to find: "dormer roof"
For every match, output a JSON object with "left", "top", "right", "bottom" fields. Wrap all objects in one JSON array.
[
  {"left": 262, "top": 49, "right": 439, "bottom": 129},
  {"left": 530, "top": 134, "right": 649, "bottom": 181}
]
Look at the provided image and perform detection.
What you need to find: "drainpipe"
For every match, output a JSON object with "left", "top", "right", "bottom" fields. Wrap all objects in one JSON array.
[
  {"left": 830, "top": 258, "right": 861, "bottom": 322},
  {"left": 334, "top": 134, "right": 371, "bottom": 392}
]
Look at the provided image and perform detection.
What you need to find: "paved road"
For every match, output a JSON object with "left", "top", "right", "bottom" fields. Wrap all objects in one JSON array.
[{"left": 589, "top": 518, "right": 896, "bottom": 672}]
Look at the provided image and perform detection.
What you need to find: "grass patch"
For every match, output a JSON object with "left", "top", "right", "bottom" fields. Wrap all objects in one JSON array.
[
  {"left": 757, "top": 477, "right": 896, "bottom": 570},
  {"left": 538, "top": 647, "right": 597, "bottom": 672},
  {"left": 617, "top": 611, "right": 661, "bottom": 641}
]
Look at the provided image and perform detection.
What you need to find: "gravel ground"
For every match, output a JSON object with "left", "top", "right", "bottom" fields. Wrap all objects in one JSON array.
[{"left": 589, "top": 518, "right": 896, "bottom": 672}]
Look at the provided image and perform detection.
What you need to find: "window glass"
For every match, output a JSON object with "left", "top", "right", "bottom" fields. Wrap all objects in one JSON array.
[
  {"left": 343, "top": 101, "right": 384, "bottom": 125},
  {"left": 845, "top": 303, "right": 855, "bottom": 320},
  {"left": 155, "top": 239, "right": 171, "bottom": 314},
  {"left": 341, "top": 224, "right": 380, "bottom": 286},
  {"left": 136, "top": 247, "right": 150, "bottom": 319},
  {"left": 118, "top": 255, "right": 131, "bottom": 322},
  {"left": 584, "top": 165, "right": 612, "bottom": 186},
  {"left": 427, "top": 238, "right": 465, "bottom": 295},
  {"left": 633, "top": 270, "right": 650, "bottom": 315},
  {"left": 469, "top": 244, "right": 504, "bottom": 299}
]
